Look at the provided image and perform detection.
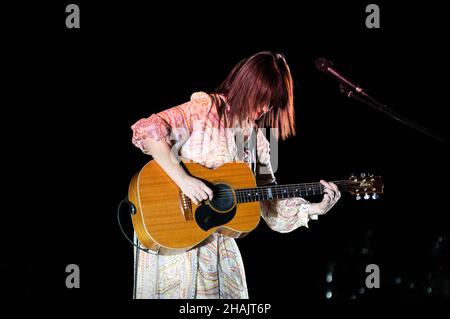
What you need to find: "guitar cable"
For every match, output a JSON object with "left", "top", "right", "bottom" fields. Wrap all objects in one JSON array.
[{"left": 117, "top": 197, "right": 151, "bottom": 253}]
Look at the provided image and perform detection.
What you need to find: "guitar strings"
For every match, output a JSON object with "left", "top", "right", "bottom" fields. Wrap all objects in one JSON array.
[
  {"left": 206, "top": 182, "right": 353, "bottom": 200},
  {"left": 206, "top": 185, "right": 346, "bottom": 198},
  {"left": 186, "top": 180, "right": 376, "bottom": 201},
  {"left": 210, "top": 180, "right": 353, "bottom": 196},
  {"left": 211, "top": 184, "right": 350, "bottom": 197}
]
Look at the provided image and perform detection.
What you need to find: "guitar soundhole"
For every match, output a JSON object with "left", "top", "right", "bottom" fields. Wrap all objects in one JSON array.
[
  {"left": 195, "top": 183, "right": 237, "bottom": 231},
  {"left": 210, "top": 183, "right": 235, "bottom": 212}
]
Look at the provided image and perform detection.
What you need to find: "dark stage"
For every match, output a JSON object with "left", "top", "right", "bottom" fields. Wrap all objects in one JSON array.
[{"left": 1, "top": 0, "right": 448, "bottom": 306}]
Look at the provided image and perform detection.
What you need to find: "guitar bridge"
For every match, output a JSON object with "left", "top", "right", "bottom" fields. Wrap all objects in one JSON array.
[{"left": 179, "top": 191, "right": 193, "bottom": 221}]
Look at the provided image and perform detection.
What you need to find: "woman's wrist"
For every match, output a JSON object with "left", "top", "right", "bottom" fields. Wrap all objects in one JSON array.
[
  {"left": 173, "top": 170, "right": 190, "bottom": 187},
  {"left": 308, "top": 203, "right": 323, "bottom": 217}
]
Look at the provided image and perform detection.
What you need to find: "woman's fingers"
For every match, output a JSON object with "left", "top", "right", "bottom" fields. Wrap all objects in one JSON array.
[
  {"left": 180, "top": 176, "right": 214, "bottom": 205},
  {"left": 328, "top": 182, "right": 341, "bottom": 200},
  {"left": 320, "top": 179, "right": 332, "bottom": 189},
  {"left": 321, "top": 180, "right": 341, "bottom": 201},
  {"left": 323, "top": 193, "right": 332, "bottom": 203},
  {"left": 199, "top": 189, "right": 209, "bottom": 201},
  {"left": 191, "top": 196, "right": 199, "bottom": 205},
  {"left": 320, "top": 180, "right": 339, "bottom": 192},
  {"left": 315, "top": 180, "right": 342, "bottom": 215},
  {"left": 329, "top": 181, "right": 339, "bottom": 192},
  {"left": 323, "top": 185, "right": 335, "bottom": 201},
  {"left": 205, "top": 187, "right": 214, "bottom": 200},
  {"left": 191, "top": 186, "right": 213, "bottom": 204}
]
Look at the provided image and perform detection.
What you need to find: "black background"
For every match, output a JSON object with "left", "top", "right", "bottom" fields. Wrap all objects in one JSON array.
[{"left": 1, "top": 0, "right": 448, "bottom": 303}]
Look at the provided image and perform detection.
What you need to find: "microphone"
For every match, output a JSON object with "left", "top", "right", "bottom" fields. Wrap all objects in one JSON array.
[
  {"left": 315, "top": 57, "right": 368, "bottom": 98},
  {"left": 315, "top": 58, "right": 448, "bottom": 145}
]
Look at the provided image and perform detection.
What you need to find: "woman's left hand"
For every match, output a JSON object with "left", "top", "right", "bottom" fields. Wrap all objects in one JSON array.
[{"left": 309, "top": 180, "right": 341, "bottom": 216}]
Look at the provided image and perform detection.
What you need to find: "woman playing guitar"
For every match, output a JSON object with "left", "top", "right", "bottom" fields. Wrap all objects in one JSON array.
[{"left": 130, "top": 51, "right": 341, "bottom": 299}]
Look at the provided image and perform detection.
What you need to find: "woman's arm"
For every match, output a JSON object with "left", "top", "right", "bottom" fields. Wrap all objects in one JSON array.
[
  {"left": 140, "top": 137, "right": 188, "bottom": 186},
  {"left": 131, "top": 92, "right": 215, "bottom": 205},
  {"left": 139, "top": 136, "right": 213, "bottom": 205}
]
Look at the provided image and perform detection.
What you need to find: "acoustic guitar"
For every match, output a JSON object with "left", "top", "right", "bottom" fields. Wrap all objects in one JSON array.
[{"left": 128, "top": 160, "right": 383, "bottom": 255}]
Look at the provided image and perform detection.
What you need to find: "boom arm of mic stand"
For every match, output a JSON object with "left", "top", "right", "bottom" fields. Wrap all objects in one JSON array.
[{"left": 340, "top": 86, "right": 448, "bottom": 145}]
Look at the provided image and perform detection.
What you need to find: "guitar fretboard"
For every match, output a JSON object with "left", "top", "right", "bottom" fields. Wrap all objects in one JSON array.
[{"left": 234, "top": 181, "right": 349, "bottom": 203}]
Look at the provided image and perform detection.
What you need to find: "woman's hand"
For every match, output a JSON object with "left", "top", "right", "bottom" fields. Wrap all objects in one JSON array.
[
  {"left": 140, "top": 138, "right": 213, "bottom": 205},
  {"left": 309, "top": 180, "right": 341, "bottom": 216},
  {"left": 179, "top": 175, "right": 214, "bottom": 205}
]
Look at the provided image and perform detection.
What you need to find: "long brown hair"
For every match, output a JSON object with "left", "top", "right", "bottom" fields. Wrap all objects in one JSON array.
[{"left": 211, "top": 51, "right": 296, "bottom": 140}]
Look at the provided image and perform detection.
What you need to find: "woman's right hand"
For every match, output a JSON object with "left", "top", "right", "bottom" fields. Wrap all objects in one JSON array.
[{"left": 179, "top": 175, "right": 214, "bottom": 205}]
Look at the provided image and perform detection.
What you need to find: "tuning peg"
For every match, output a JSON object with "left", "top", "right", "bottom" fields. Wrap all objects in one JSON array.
[
  {"left": 350, "top": 173, "right": 357, "bottom": 179},
  {"left": 360, "top": 173, "right": 366, "bottom": 178},
  {"left": 372, "top": 193, "right": 379, "bottom": 200},
  {"left": 364, "top": 193, "right": 370, "bottom": 200},
  {"left": 356, "top": 194, "right": 361, "bottom": 200}
]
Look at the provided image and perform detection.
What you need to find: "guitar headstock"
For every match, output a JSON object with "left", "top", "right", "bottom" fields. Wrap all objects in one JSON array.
[{"left": 347, "top": 173, "right": 384, "bottom": 200}]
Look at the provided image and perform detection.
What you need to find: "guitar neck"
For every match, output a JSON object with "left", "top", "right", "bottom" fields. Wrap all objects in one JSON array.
[{"left": 235, "top": 181, "right": 350, "bottom": 203}]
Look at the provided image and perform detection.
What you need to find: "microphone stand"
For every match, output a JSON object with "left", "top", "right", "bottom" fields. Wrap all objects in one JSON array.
[{"left": 339, "top": 83, "right": 448, "bottom": 145}]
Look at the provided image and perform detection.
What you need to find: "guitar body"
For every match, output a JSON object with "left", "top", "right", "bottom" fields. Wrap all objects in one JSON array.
[{"left": 128, "top": 160, "right": 260, "bottom": 255}]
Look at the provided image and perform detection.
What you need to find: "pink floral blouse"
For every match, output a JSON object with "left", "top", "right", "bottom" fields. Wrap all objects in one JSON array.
[{"left": 130, "top": 92, "right": 317, "bottom": 299}]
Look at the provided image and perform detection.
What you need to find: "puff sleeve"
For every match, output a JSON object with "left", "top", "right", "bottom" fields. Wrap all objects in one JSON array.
[{"left": 131, "top": 92, "right": 212, "bottom": 154}]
